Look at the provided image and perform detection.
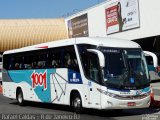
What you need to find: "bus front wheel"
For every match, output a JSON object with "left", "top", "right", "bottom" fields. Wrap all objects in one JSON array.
[
  {"left": 16, "top": 89, "right": 25, "bottom": 106},
  {"left": 72, "top": 93, "right": 82, "bottom": 114}
]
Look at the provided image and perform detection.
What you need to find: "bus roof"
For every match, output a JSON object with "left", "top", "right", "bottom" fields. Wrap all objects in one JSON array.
[{"left": 3, "top": 37, "right": 141, "bottom": 55}]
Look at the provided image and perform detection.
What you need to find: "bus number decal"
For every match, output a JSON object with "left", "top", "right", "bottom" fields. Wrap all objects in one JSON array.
[{"left": 31, "top": 71, "right": 47, "bottom": 90}]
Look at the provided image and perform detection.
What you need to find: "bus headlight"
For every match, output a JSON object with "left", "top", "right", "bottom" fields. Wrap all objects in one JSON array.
[{"left": 97, "top": 88, "right": 118, "bottom": 98}]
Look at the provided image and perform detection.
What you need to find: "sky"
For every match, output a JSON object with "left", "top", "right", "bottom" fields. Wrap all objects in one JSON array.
[{"left": 0, "top": 0, "right": 106, "bottom": 19}]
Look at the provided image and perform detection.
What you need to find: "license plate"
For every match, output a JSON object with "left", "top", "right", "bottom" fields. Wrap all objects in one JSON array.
[{"left": 128, "top": 102, "right": 136, "bottom": 106}]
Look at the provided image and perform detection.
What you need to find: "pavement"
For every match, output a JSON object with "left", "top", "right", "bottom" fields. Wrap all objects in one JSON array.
[
  {"left": 0, "top": 94, "right": 160, "bottom": 120},
  {"left": 0, "top": 81, "right": 160, "bottom": 120}
]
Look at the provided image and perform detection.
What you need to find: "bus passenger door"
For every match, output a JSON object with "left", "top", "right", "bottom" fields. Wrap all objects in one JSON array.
[
  {"left": 88, "top": 80, "right": 101, "bottom": 109},
  {"left": 84, "top": 53, "right": 102, "bottom": 108}
]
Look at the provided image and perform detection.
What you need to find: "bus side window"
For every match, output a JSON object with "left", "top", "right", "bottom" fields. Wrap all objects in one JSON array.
[
  {"left": 81, "top": 52, "right": 101, "bottom": 83},
  {"left": 77, "top": 44, "right": 101, "bottom": 83},
  {"left": 3, "top": 55, "right": 9, "bottom": 70},
  {"left": 52, "top": 59, "right": 59, "bottom": 68},
  {"left": 48, "top": 48, "right": 61, "bottom": 68},
  {"left": 15, "top": 63, "right": 20, "bottom": 69},
  {"left": 37, "top": 53, "right": 47, "bottom": 69},
  {"left": 64, "top": 53, "right": 72, "bottom": 68},
  {"left": 8, "top": 55, "right": 23, "bottom": 70},
  {"left": 48, "top": 46, "right": 80, "bottom": 72},
  {"left": 63, "top": 46, "right": 79, "bottom": 72},
  {"left": 9, "top": 57, "right": 15, "bottom": 70},
  {"left": 145, "top": 56, "right": 153, "bottom": 65}
]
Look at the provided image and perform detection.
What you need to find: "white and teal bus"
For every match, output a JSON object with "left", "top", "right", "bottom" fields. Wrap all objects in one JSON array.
[{"left": 2, "top": 37, "right": 151, "bottom": 113}]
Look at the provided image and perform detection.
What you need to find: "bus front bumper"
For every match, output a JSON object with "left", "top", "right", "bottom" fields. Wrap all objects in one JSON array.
[{"left": 101, "top": 95, "right": 150, "bottom": 110}]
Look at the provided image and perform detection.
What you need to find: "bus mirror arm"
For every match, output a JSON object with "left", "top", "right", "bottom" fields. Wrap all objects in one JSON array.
[
  {"left": 87, "top": 49, "right": 105, "bottom": 68},
  {"left": 143, "top": 51, "right": 158, "bottom": 68}
]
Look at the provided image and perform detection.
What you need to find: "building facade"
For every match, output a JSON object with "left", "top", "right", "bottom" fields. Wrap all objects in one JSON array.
[{"left": 65, "top": 0, "right": 160, "bottom": 54}]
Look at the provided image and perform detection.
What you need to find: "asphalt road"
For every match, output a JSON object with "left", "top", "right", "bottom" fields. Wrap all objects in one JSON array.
[{"left": 0, "top": 94, "right": 160, "bottom": 120}]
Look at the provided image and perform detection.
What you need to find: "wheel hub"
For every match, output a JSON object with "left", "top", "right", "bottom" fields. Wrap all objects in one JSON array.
[
  {"left": 18, "top": 94, "right": 22, "bottom": 103},
  {"left": 74, "top": 98, "right": 81, "bottom": 108}
]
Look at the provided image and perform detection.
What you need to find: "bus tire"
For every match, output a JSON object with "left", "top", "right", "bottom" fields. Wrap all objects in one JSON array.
[
  {"left": 16, "top": 89, "right": 25, "bottom": 106},
  {"left": 71, "top": 93, "right": 83, "bottom": 114}
]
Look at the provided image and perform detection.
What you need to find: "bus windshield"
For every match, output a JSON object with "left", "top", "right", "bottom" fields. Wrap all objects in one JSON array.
[{"left": 100, "top": 47, "right": 149, "bottom": 90}]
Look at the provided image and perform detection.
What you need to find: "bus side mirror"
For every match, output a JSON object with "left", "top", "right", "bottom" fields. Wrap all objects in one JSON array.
[
  {"left": 143, "top": 51, "right": 158, "bottom": 68},
  {"left": 87, "top": 49, "right": 105, "bottom": 68}
]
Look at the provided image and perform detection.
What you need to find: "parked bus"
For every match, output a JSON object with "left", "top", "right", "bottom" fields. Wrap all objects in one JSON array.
[{"left": 2, "top": 37, "right": 151, "bottom": 113}]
